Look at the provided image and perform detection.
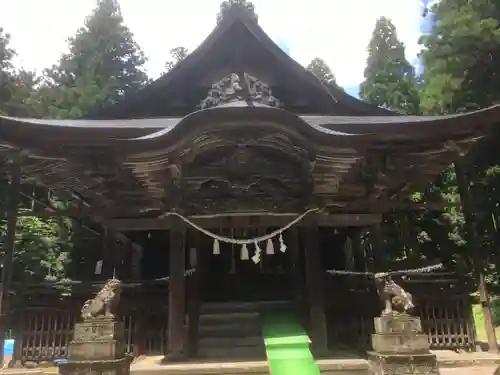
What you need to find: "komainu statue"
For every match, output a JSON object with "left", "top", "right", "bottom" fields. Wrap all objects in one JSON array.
[
  {"left": 374, "top": 274, "right": 414, "bottom": 316},
  {"left": 81, "top": 278, "right": 122, "bottom": 320}
]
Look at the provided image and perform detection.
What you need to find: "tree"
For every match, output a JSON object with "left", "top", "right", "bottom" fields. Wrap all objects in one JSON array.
[
  {"left": 0, "top": 27, "right": 16, "bottom": 114},
  {"left": 419, "top": 0, "right": 500, "bottom": 114},
  {"left": 359, "top": 17, "right": 420, "bottom": 115},
  {"left": 307, "top": 57, "right": 337, "bottom": 86},
  {"left": 164, "top": 46, "right": 189, "bottom": 73},
  {"left": 42, "top": 0, "right": 149, "bottom": 118},
  {"left": 217, "top": 0, "right": 258, "bottom": 24}
]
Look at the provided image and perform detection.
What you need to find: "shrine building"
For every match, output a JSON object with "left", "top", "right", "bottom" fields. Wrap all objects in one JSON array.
[{"left": 0, "top": 3, "right": 498, "bottom": 364}]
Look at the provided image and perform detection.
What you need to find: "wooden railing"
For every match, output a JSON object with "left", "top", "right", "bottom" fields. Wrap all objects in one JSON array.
[
  {"left": 324, "top": 273, "right": 477, "bottom": 351},
  {"left": 10, "top": 274, "right": 477, "bottom": 363},
  {"left": 11, "top": 283, "right": 171, "bottom": 362}
]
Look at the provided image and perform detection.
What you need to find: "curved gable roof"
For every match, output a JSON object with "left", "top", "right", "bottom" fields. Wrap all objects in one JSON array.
[{"left": 90, "top": 6, "right": 393, "bottom": 119}]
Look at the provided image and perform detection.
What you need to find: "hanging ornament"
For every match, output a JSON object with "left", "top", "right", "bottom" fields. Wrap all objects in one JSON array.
[
  {"left": 252, "top": 242, "right": 262, "bottom": 264},
  {"left": 266, "top": 238, "right": 275, "bottom": 255},
  {"left": 240, "top": 244, "right": 249, "bottom": 260},
  {"left": 252, "top": 250, "right": 261, "bottom": 264},
  {"left": 279, "top": 233, "right": 287, "bottom": 253},
  {"left": 213, "top": 239, "right": 220, "bottom": 255},
  {"left": 94, "top": 260, "right": 103, "bottom": 275}
]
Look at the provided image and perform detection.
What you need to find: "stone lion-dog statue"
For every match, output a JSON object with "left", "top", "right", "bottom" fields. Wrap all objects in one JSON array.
[{"left": 81, "top": 278, "right": 122, "bottom": 320}]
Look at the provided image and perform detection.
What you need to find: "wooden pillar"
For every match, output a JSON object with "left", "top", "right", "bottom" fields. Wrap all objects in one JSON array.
[
  {"left": 288, "top": 228, "right": 305, "bottom": 311},
  {"left": 131, "top": 245, "right": 142, "bottom": 280},
  {"left": 186, "top": 229, "right": 200, "bottom": 357},
  {"left": 351, "top": 229, "right": 366, "bottom": 272},
  {"left": 344, "top": 233, "right": 355, "bottom": 270},
  {"left": 0, "top": 158, "right": 20, "bottom": 365},
  {"left": 371, "top": 223, "right": 384, "bottom": 271},
  {"left": 165, "top": 216, "right": 187, "bottom": 361},
  {"left": 454, "top": 159, "right": 498, "bottom": 352},
  {"left": 400, "top": 213, "right": 420, "bottom": 263},
  {"left": 303, "top": 218, "right": 328, "bottom": 354}
]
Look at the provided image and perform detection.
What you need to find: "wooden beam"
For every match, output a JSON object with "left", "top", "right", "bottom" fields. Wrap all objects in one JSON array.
[
  {"left": 165, "top": 216, "right": 187, "bottom": 362},
  {"left": 3, "top": 198, "right": 457, "bottom": 219},
  {"left": 303, "top": 216, "right": 328, "bottom": 354},
  {"left": 2, "top": 189, "right": 143, "bottom": 253},
  {"left": 106, "top": 213, "right": 382, "bottom": 231},
  {"left": 321, "top": 198, "right": 458, "bottom": 212},
  {"left": 0, "top": 158, "right": 20, "bottom": 365}
]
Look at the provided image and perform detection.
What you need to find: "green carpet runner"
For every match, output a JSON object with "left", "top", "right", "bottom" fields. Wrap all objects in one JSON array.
[{"left": 261, "top": 305, "right": 320, "bottom": 375}]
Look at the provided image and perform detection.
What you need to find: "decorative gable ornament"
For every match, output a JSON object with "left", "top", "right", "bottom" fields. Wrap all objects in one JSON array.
[{"left": 199, "top": 72, "right": 282, "bottom": 109}]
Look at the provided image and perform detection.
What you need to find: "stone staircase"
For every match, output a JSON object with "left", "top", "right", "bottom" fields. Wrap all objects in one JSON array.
[{"left": 196, "top": 301, "right": 265, "bottom": 359}]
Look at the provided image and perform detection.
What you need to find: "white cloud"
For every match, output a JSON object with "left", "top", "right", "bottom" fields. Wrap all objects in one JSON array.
[{"left": 0, "top": 0, "right": 423, "bottom": 87}]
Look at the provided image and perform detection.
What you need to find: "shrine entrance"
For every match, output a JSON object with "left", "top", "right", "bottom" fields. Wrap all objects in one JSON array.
[{"left": 198, "top": 227, "right": 297, "bottom": 303}]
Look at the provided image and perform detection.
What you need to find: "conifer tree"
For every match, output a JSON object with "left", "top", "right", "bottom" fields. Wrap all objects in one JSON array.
[
  {"left": 420, "top": 0, "right": 500, "bottom": 114},
  {"left": 0, "top": 27, "right": 15, "bottom": 114},
  {"left": 307, "top": 57, "right": 337, "bottom": 87},
  {"left": 42, "top": 0, "right": 149, "bottom": 117},
  {"left": 164, "top": 46, "right": 189, "bottom": 73},
  {"left": 217, "top": 0, "right": 258, "bottom": 24},
  {"left": 359, "top": 17, "right": 420, "bottom": 114}
]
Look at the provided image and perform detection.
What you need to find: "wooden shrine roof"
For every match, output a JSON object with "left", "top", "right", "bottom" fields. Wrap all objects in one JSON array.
[
  {"left": 89, "top": 5, "right": 393, "bottom": 118},
  {"left": 0, "top": 103, "right": 499, "bottom": 221}
]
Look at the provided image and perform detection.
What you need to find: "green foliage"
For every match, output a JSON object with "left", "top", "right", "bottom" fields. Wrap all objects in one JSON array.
[
  {"left": 0, "top": 0, "right": 151, "bottom": 289},
  {"left": 416, "top": 0, "right": 500, "bottom": 291},
  {"left": 9, "top": 216, "right": 72, "bottom": 283},
  {"left": 39, "top": 0, "right": 149, "bottom": 118},
  {"left": 0, "top": 27, "right": 27, "bottom": 116},
  {"left": 307, "top": 57, "right": 337, "bottom": 86},
  {"left": 0, "top": 177, "right": 73, "bottom": 286},
  {"left": 360, "top": 17, "right": 420, "bottom": 114},
  {"left": 420, "top": 0, "right": 500, "bottom": 114},
  {"left": 164, "top": 46, "right": 189, "bottom": 73},
  {"left": 217, "top": 0, "right": 258, "bottom": 24}
]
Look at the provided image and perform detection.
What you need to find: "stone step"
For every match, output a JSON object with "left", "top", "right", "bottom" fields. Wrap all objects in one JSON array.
[
  {"left": 196, "top": 344, "right": 266, "bottom": 360},
  {"left": 198, "top": 335, "right": 263, "bottom": 348},
  {"left": 198, "top": 311, "right": 260, "bottom": 325},
  {"left": 200, "top": 301, "right": 261, "bottom": 314},
  {"left": 198, "top": 322, "right": 261, "bottom": 338}
]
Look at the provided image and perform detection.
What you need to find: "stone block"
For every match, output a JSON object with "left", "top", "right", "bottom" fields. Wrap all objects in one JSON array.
[
  {"left": 73, "top": 320, "right": 124, "bottom": 342},
  {"left": 60, "top": 319, "right": 130, "bottom": 375},
  {"left": 372, "top": 333, "right": 430, "bottom": 354},
  {"left": 367, "top": 351, "right": 438, "bottom": 375},
  {"left": 374, "top": 316, "right": 422, "bottom": 334},
  {"left": 59, "top": 357, "right": 131, "bottom": 375},
  {"left": 68, "top": 340, "right": 125, "bottom": 361}
]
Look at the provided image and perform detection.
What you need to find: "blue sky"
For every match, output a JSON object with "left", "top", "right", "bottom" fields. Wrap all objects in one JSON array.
[{"left": 0, "top": 0, "right": 426, "bottom": 96}]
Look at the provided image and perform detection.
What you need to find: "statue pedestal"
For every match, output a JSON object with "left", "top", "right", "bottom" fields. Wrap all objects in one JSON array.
[
  {"left": 367, "top": 315, "right": 438, "bottom": 375},
  {"left": 59, "top": 319, "right": 131, "bottom": 375}
]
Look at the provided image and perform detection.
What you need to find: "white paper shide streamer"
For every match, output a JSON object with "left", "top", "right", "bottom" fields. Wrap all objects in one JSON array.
[{"left": 162, "top": 209, "right": 318, "bottom": 261}]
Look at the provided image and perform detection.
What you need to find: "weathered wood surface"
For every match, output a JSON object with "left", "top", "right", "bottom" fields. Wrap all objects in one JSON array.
[{"left": 0, "top": 99, "right": 493, "bottom": 220}]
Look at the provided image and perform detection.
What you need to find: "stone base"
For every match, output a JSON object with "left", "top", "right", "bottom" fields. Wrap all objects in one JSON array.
[
  {"left": 372, "top": 333, "right": 430, "bottom": 354},
  {"left": 59, "top": 357, "right": 131, "bottom": 375},
  {"left": 367, "top": 351, "right": 438, "bottom": 375},
  {"left": 374, "top": 316, "right": 422, "bottom": 334},
  {"left": 68, "top": 339, "right": 125, "bottom": 361},
  {"left": 73, "top": 320, "right": 124, "bottom": 342},
  {"left": 68, "top": 320, "right": 126, "bottom": 361}
]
